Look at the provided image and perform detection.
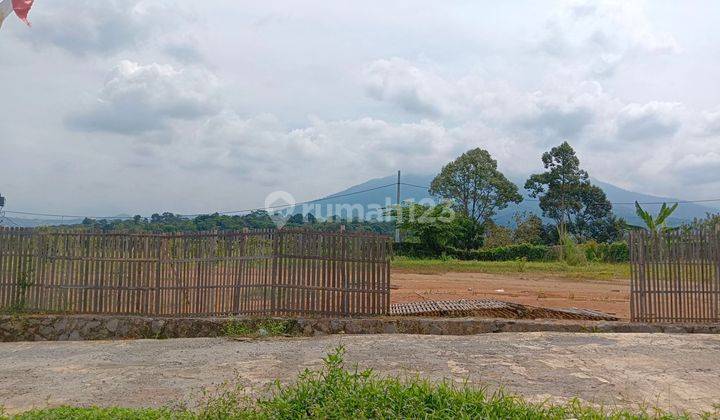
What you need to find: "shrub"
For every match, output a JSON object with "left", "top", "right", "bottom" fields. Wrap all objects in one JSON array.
[
  {"left": 442, "top": 243, "right": 553, "bottom": 262},
  {"left": 560, "top": 233, "right": 586, "bottom": 266},
  {"left": 394, "top": 240, "right": 629, "bottom": 263},
  {"left": 581, "top": 241, "right": 629, "bottom": 263}
]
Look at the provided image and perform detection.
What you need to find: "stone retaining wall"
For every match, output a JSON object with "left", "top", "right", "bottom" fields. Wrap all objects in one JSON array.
[{"left": 1, "top": 315, "right": 719, "bottom": 342}]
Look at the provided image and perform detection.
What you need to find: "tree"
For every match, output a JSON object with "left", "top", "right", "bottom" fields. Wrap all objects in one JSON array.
[
  {"left": 287, "top": 213, "right": 305, "bottom": 225},
  {"left": 635, "top": 202, "right": 678, "bottom": 233},
  {"left": 524, "top": 142, "right": 612, "bottom": 239},
  {"left": 447, "top": 214, "right": 484, "bottom": 250},
  {"left": 430, "top": 148, "right": 522, "bottom": 226},
  {"left": 483, "top": 222, "right": 514, "bottom": 248},
  {"left": 583, "top": 214, "right": 627, "bottom": 243},
  {"left": 387, "top": 203, "right": 457, "bottom": 253},
  {"left": 572, "top": 184, "right": 613, "bottom": 240},
  {"left": 512, "top": 212, "right": 544, "bottom": 245},
  {"left": 684, "top": 213, "right": 720, "bottom": 233}
]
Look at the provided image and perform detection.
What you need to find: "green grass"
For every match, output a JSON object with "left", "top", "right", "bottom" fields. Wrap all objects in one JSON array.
[
  {"left": 392, "top": 256, "right": 631, "bottom": 280},
  {"left": 7, "top": 347, "right": 712, "bottom": 419}
]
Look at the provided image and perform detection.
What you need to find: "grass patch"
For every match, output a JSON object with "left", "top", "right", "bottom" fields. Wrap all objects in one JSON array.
[
  {"left": 6, "top": 406, "right": 187, "bottom": 420},
  {"left": 223, "top": 318, "right": 296, "bottom": 338},
  {"left": 8, "top": 347, "right": 713, "bottom": 419},
  {"left": 392, "top": 256, "right": 630, "bottom": 280}
]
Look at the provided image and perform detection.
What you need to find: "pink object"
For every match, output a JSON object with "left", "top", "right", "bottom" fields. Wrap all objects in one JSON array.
[{"left": 11, "top": 0, "right": 32, "bottom": 26}]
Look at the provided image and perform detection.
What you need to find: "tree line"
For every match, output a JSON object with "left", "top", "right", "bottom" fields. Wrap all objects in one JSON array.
[
  {"left": 72, "top": 140, "right": 717, "bottom": 253},
  {"left": 392, "top": 141, "right": 626, "bottom": 254}
]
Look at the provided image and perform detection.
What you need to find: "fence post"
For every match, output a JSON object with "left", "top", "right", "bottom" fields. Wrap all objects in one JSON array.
[
  {"left": 385, "top": 237, "right": 391, "bottom": 315},
  {"left": 155, "top": 235, "right": 163, "bottom": 315},
  {"left": 629, "top": 231, "right": 636, "bottom": 322},
  {"left": 270, "top": 229, "right": 280, "bottom": 315},
  {"left": 340, "top": 225, "right": 349, "bottom": 316},
  {"left": 232, "top": 228, "right": 248, "bottom": 314}
]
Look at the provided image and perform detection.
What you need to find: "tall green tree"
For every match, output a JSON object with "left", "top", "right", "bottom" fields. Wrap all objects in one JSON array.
[
  {"left": 524, "top": 142, "right": 612, "bottom": 239},
  {"left": 430, "top": 148, "right": 522, "bottom": 226}
]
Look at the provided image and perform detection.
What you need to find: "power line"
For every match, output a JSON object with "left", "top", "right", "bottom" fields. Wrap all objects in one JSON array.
[
  {"left": 0, "top": 214, "right": 21, "bottom": 227},
  {"left": 4, "top": 179, "right": 720, "bottom": 221},
  {"left": 179, "top": 183, "right": 398, "bottom": 217},
  {"left": 3, "top": 183, "right": 399, "bottom": 220}
]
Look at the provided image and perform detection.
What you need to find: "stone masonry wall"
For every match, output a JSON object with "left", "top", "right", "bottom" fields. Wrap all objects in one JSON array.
[{"left": 1, "top": 315, "right": 719, "bottom": 342}]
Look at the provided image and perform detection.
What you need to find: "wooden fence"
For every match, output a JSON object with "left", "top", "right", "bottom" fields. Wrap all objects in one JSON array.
[
  {"left": 629, "top": 230, "right": 720, "bottom": 323},
  {"left": 0, "top": 227, "right": 392, "bottom": 317}
]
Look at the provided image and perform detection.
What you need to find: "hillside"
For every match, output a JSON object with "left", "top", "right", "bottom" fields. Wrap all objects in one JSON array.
[
  {"left": 313, "top": 173, "right": 718, "bottom": 227},
  {"left": 4, "top": 174, "right": 716, "bottom": 228}
]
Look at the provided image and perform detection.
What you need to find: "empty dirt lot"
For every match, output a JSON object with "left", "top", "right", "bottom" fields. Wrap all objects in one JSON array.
[
  {"left": 391, "top": 271, "right": 630, "bottom": 319},
  {"left": 1, "top": 333, "right": 718, "bottom": 415}
]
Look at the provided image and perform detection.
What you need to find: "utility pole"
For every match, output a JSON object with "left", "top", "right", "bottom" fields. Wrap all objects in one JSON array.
[
  {"left": 395, "top": 170, "right": 401, "bottom": 243},
  {"left": 0, "top": 193, "right": 5, "bottom": 226}
]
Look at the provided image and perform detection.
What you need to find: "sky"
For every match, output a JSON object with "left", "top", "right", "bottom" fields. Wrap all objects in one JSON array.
[{"left": 0, "top": 0, "right": 719, "bottom": 217}]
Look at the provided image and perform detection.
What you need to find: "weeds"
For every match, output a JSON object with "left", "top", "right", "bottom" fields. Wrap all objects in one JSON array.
[
  {"left": 223, "top": 318, "right": 295, "bottom": 338},
  {"left": 559, "top": 232, "right": 587, "bottom": 267},
  {"left": 8, "top": 268, "right": 34, "bottom": 314}
]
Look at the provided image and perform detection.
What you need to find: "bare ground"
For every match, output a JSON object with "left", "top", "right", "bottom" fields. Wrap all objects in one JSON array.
[
  {"left": 1, "top": 333, "right": 719, "bottom": 415},
  {"left": 391, "top": 271, "right": 631, "bottom": 319}
]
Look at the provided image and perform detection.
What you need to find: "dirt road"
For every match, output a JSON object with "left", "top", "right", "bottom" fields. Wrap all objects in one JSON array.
[
  {"left": 391, "top": 271, "right": 630, "bottom": 319},
  {"left": 1, "top": 333, "right": 718, "bottom": 415}
]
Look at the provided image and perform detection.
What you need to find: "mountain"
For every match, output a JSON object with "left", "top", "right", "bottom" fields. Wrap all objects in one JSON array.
[
  {"left": 4, "top": 175, "right": 716, "bottom": 228},
  {"left": 312, "top": 173, "right": 718, "bottom": 227}
]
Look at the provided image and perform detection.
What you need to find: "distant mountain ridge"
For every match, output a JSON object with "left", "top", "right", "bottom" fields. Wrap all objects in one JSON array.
[
  {"left": 4, "top": 174, "right": 717, "bottom": 228},
  {"left": 313, "top": 173, "right": 719, "bottom": 227}
]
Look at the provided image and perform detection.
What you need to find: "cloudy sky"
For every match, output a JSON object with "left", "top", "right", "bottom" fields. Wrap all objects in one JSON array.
[{"left": 1, "top": 0, "right": 719, "bottom": 217}]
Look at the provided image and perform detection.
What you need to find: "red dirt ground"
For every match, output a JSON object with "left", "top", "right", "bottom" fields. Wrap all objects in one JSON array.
[{"left": 390, "top": 270, "right": 631, "bottom": 320}]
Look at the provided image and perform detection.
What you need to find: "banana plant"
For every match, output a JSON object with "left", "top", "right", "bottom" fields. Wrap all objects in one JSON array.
[{"left": 634, "top": 201, "right": 679, "bottom": 233}]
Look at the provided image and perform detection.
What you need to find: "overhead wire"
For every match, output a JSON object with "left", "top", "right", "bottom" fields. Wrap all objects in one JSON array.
[
  {"left": 3, "top": 179, "right": 720, "bottom": 222},
  {"left": 3, "top": 183, "right": 399, "bottom": 220}
]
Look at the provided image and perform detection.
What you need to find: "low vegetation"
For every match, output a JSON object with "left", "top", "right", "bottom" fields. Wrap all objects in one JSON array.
[
  {"left": 7, "top": 347, "right": 708, "bottom": 419},
  {"left": 392, "top": 256, "right": 630, "bottom": 280},
  {"left": 223, "top": 319, "right": 297, "bottom": 338}
]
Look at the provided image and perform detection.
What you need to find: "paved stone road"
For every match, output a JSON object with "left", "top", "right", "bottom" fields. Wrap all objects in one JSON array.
[{"left": 1, "top": 333, "right": 719, "bottom": 415}]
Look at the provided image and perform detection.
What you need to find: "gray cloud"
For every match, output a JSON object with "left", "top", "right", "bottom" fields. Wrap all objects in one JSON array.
[
  {"left": 519, "top": 105, "right": 595, "bottom": 140},
  {"left": 673, "top": 152, "right": 720, "bottom": 184},
  {"left": 20, "top": 0, "right": 192, "bottom": 57},
  {"left": 363, "top": 58, "right": 448, "bottom": 116},
  {"left": 163, "top": 42, "right": 204, "bottom": 64},
  {"left": 616, "top": 102, "right": 682, "bottom": 141},
  {"left": 2, "top": 0, "right": 720, "bottom": 216},
  {"left": 700, "top": 109, "right": 720, "bottom": 136},
  {"left": 66, "top": 60, "right": 220, "bottom": 135},
  {"left": 22, "top": 1, "right": 149, "bottom": 55}
]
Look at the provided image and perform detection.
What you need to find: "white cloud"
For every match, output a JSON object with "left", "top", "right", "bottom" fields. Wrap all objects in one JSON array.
[
  {"left": 539, "top": 0, "right": 679, "bottom": 76},
  {"left": 66, "top": 60, "right": 220, "bottom": 135},
  {"left": 699, "top": 108, "right": 720, "bottom": 136},
  {"left": 363, "top": 58, "right": 453, "bottom": 116},
  {"left": 1, "top": 0, "right": 719, "bottom": 216}
]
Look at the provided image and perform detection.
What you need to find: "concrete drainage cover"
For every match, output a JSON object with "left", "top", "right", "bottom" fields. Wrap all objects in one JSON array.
[{"left": 390, "top": 299, "right": 618, "bottom": 321}]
